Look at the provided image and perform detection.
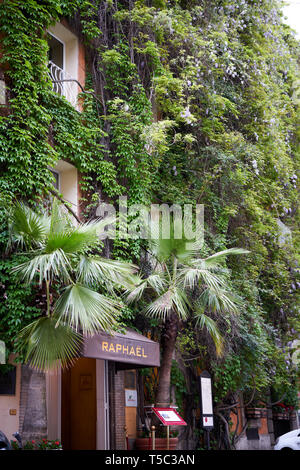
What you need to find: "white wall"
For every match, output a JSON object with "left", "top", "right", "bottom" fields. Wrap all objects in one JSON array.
[
  {"left": 52, "top": 160, "right": 78, "bottom": 216},
  {"left": 0, "top": 360, "right": 21, "bottom": 441}
]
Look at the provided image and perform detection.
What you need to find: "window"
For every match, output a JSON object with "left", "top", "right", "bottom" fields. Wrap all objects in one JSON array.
[
  {"left": 50, "top": 169, "right": 60, "bottom": 190},
  {"left": 124, "top": 370, "right": 136, "bottom": 389},
  {"left": 48, "top": 34, "right": 64, "bottom": 69},
  {"left": 47, "top": 23, "right": 80, "bottom": 108},
  {"left": 48, "top": 34, "right": 64, "bottom": 97}
]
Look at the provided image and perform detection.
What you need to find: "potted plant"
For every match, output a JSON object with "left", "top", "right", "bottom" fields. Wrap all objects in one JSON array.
[
  {"left": 245, "top": 402, "right": 267, "bottom": 419},
  {"left": 135, "top": 429, "right": 179, "bottom": 451},
  {"left": 272, "top": 403, "right": 293, "bottom": 420}
]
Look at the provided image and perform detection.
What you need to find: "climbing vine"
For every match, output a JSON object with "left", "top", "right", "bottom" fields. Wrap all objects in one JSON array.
[{"left": 0, "top": 0, "right": 299, "bottom": 447}]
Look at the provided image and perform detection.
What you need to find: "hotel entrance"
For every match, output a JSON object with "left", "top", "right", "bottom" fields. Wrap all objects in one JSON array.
[
  {"left": 47, "top": 329, "right": 160, "bottom": 449},
  {"left": 61, "top": 358, "right": 97, "bottom": 450},
  {"left": 61, "top": 358, "right": 110, "bottom": 450}
]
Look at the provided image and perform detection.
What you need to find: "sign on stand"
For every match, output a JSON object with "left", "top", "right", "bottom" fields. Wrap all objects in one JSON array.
[
  {"left": 199, "top": 370, "right": 214, "bottom": 449},
  {"left": 151, "top": 407, "right": 187, "bottom": 450},
  {"left": 152, "top": 407, "right": 187, "bottom": 426}
]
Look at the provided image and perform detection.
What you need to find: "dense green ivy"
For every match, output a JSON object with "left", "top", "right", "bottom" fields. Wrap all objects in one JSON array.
[
  {"left": 0, "top": 0, "right": 299, "bottom": 422},
  {"left": 107, "top": 0, "right": 300, "bottom": 402}
]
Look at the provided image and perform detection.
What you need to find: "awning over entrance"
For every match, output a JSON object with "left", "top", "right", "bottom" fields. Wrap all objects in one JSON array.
[{"left": 83, "top": 329, "right": 160, "bottom": 368}]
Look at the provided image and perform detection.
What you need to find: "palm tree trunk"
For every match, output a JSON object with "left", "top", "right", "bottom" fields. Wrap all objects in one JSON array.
[
  {"left": 19, "top": 365, "right": 47, "bottom": 441},
  {"left": 155, "top": 312, "right": 179, "bottom": 407}
]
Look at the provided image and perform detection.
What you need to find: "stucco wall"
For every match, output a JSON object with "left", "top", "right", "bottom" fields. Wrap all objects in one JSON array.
[{"left": 0, "top": 361, "right": 21, "bottom": 441}]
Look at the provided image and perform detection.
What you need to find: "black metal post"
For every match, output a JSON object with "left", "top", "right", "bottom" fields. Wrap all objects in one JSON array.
[{"left": 206, "top": 430, "right": 210, "bottom": 450}]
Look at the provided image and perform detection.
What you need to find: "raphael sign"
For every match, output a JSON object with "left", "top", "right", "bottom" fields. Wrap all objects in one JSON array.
[
  {"left": 83, "top": 329, "right": 160, "bottom": 367},
  {"left": 101, "top": 341, "right": 148, "bottom": 359}
]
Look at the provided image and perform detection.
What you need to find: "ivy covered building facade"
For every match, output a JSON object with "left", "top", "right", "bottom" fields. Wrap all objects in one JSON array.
[{"left": 0, "top": 0, "right": 299, "bottom": 450}]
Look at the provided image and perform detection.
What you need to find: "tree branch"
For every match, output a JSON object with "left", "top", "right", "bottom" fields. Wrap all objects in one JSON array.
[{"left": 48, "top": 187, "right": 81, "bottom": 224}]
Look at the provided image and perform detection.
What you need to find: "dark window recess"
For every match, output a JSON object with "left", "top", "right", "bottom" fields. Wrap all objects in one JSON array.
[
  {"left": 48, "top": 34, "right": 64, "bottom": 69},
  {"left": 50, "top": 170, "right": 60, "bottom": 190},
  {"left": 0, "top": 367, "right": 16, "bottom": 395},
  {"left": 124, "top": 370, "right": 136, "bottom": 389},
  {"left": 246, "top": 427, "right": 260, "bottom": 440}
]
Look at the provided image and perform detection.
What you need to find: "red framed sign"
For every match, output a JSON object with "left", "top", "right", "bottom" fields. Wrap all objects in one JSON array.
[{"left": 152, "top": 407, "right": 187, "bottom": 426}]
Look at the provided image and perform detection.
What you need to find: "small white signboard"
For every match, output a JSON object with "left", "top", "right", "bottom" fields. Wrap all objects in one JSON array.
[
  {"left": 153, "top": 408, "right": 187, "bottom": 426},
  {"left": 203, "top": 416, "right": 214, "bottom": 427},
  {"left": 159, "top": 410, "right": 181, "bottom": 422},
  {"left": 201, "top": 377, "right": 213, "bottom": 415},
  {"left": 200, "top": 370, "right": 214, "bottom": 430},
  {"left": 125, "top": 389, "right": 137, "bottom": 407}
]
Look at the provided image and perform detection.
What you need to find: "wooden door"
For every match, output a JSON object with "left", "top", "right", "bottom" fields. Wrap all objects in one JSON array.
[{"left": 61, "top": 358, "right": 96, "bottom": 450}]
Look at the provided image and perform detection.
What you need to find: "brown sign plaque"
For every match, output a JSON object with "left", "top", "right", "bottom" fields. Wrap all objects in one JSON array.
[{"left": 83, "top": 329, "right": 160, "bottom": 367}]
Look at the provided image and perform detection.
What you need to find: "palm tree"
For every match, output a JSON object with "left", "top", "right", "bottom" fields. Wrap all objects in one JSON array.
[
  {"left": 126, "top": 223, "right": 249, "bottom": 407},
  {"left": 8, "top": 200, "right": 137, "bottom": 371}
]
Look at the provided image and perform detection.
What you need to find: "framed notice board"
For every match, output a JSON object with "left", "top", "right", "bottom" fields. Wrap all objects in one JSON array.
[{"left": 152, "top": 408, "right": 187, "bottom": 426}]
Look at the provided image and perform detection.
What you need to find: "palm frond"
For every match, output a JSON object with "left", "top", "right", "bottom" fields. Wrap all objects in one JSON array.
[
  {"left": 124, "top": 275, "right": 148, "bottom": 303},
  {"left": 8, "top": 202, "right": 49, "bottom": 250},
  {"left": 46, "top": 209, "right": 115, "bottom": 254},
  {"left": 203, "top": 248, "right": 250, "bottom": 266},
  {"left": 49, "top": 199, "right": 68, "bottom": 236},
  {"left": 172, "top": 287, "right": 190, "bottom": 320},
  {"left": 12, "top": 249, "right": 71, "bottom": 285},
  {"left": 195, "top": 312, "right": 224, "bottom": 356},
  {"left": 126, "top": 273, "right": 166, "bottom": 303},
  {"left": 16, "top": 316, "right": 82, "bottom": 371},
  {"left": 54, "top": 283, "right": 121, "bottom": 334},
  {"left": 45, "top": 223, "right": 95, "bottom": 254},
  {"left": 147, "top": 273, "right": 167, "bottom": 293},
  {"left": 12, "top": 249, "right": 71, "bottom": 284},
  {"left": 144, "top": 286, "right": 189, "bottom": 321},
  {"left": 144, "top": 290, "right": 173, "bottom": 319},
  {"left": 199, "top": 287, "right": 240, "bottom": 314},
  {"left": 148, "top": 218, "right": 195, "bottom": 263},
  {"left": 179, "top": 265, "right": 226, "bottom": 291},
  {"left": 77, "top": 255, "right": 138, "bottom": 290}
]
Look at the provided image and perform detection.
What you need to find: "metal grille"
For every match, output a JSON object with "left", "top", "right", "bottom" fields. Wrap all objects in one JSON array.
[{"left": 48, "top": 60, "right": 79, "bottom": 109}]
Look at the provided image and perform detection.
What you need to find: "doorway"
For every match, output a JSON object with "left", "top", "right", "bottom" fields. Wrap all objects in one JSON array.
[{"left": 61, "top": 358, "right": 97, "bottom": 450}]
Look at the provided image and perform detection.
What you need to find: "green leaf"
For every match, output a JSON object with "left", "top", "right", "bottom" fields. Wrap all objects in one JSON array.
[
  {"left": 199, "top": 287, "right": 240, "bottom": 314},
  {"left": 54, "top": 283, "right": 122, "bottom": 334},
  {"left": 77, "top": 255, "right": 137, "bottom": 289},
  {"left": 126, "top": 273, "right": 166, "bottom": 303},
  {"left": 144, "top": 286, "right": 189, "bottom": 320},
  {"left": 16, "top": 316, "right": 82, "bottom": 371},
  {"left": 149, "top": 219, "right": 195, "bottom": 263},
  {"left": 203, "top": 248, "right": 250, "bottom": 266},
  {"left": 195, "top": 312, "right": 224, "bottom": 356},
  {"left": 8, "top": 202, "right": 49, "bottom": 250},
  {"left": 179, "top": 265, "right": 226, "bottom": 290},
  {"left": 12, "top": 249, "right": 71, "bottom": 285}
]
